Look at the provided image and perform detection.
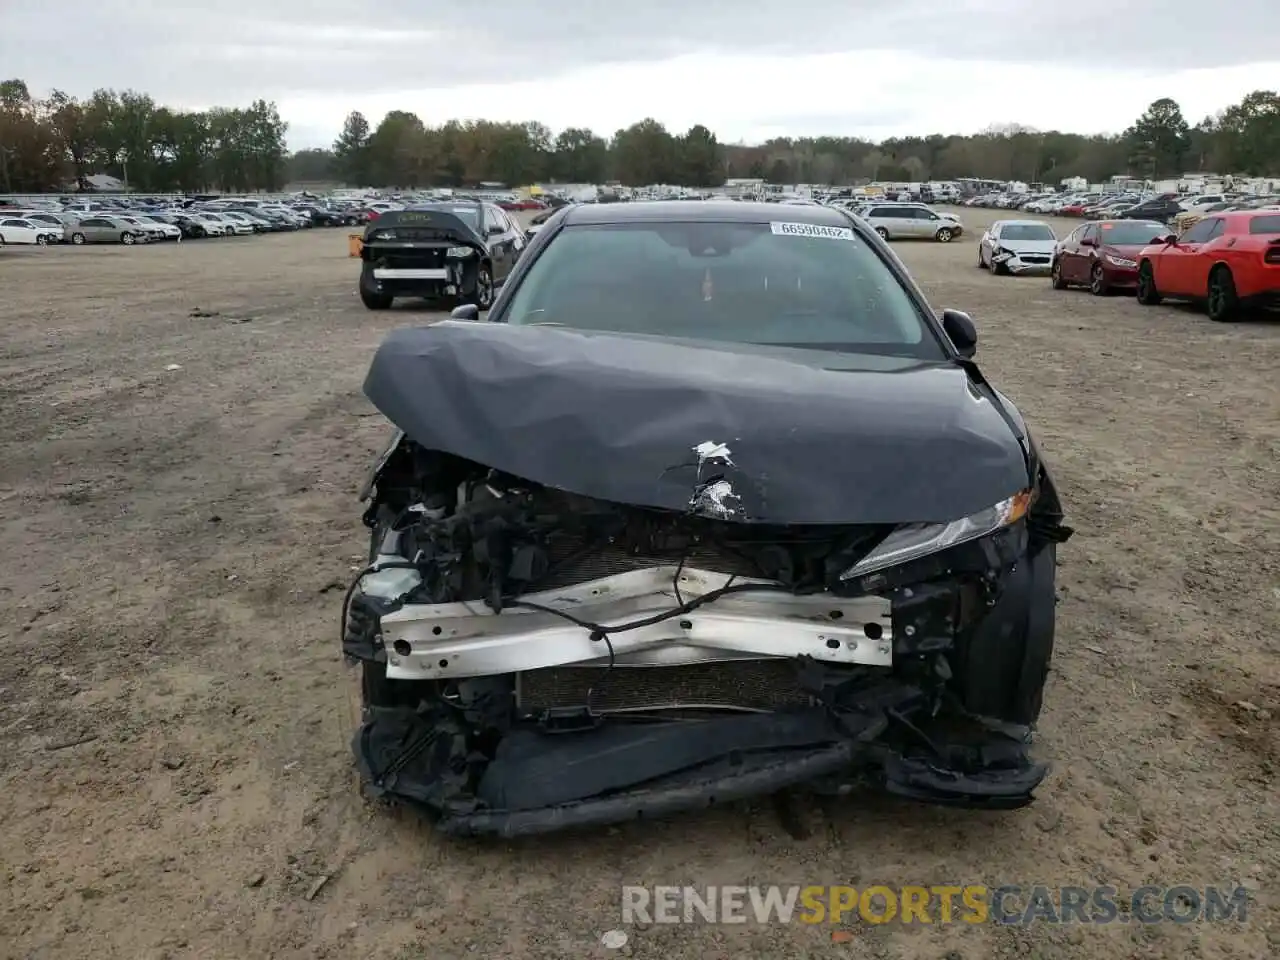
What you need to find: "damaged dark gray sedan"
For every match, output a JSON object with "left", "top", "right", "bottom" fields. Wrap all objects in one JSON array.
[{"left": 345, "top": 201, "right": 1073, "bottom": 837}]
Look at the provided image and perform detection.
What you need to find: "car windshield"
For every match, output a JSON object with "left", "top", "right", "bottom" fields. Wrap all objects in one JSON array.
[
  {"left": 502, "top": 220, "right": 945, "bottom": 359},
  {"left": 1098, "top": 222, "right": 1168, "bottom": 244},
  {"left": 999, "top": 224, "right": 1055, "bottom": 241}
]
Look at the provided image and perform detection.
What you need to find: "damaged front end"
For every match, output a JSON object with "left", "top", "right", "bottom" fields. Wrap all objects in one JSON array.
[
  {"left": 344, "top": 430, "right": 1073, "bottom": 838},
  {"left": 360, "top": 209, "right": 488, "bottom": 302}
]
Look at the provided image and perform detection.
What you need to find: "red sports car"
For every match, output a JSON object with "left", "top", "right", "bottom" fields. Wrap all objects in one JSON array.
[
  {"left": 1135, "top": 210, "right": 1280, "bottom": 321},
  {"left": 1051, "top": 219, "right": 1168, "bottom": 295}
]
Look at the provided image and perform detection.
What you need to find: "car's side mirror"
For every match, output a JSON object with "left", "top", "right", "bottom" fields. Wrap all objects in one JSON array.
[
  {"left": 487, "top": 224, "right": 504, "bottom": 236},
  {"left": 1080, "top": 237, "right": 1097, "bottom": 247},
  {"left": 450, "top": 304, "right": 481, "bottom": 321},
  {"left": 941, "top": 309, "right": 978, "bottom": 358},
  {"left": 1161, "top": 234, "right": 1178, "bottom": 245}
]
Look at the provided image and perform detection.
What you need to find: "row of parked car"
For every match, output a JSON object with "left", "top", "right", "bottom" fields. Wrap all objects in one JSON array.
[
  {"left": 977, "top": 209, "right": 1280, "bottom": 322},
  {"left": 0, "top": 197, "right": 374, "bottom": 248},
  {"left": 964, "top": 190, "right": 1280, "bottom": 226}
]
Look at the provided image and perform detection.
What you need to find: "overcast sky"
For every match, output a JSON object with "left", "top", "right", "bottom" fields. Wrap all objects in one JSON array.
[{"left": 3, "top": 0, "right": 1278, "bottom": 150}]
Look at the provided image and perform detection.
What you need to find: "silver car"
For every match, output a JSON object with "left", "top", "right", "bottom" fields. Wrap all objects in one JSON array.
[
  {"left": 978, "top": 220, "right": 1058, "bottom": 275},
  {"left": 856, "top": 203, "right": 963, "bottom": 242},
  {"left": 66, "top": 215, "right": 149, "bottom": 245}
]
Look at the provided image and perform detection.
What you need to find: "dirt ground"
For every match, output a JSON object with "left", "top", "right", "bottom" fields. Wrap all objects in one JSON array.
[{"left": 1, "top": 208, "right": 1277, "bottom": 960}]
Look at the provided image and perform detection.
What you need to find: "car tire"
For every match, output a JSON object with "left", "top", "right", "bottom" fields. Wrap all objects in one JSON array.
[
  {"left": 1135, "top": 262, "right": 1161, "bottom": 305},
  {"left": 467, "top": 263, "right": 495, "bottom": 309},
  {"left": 874, "top": 226, "right": 889, "bottom": 241},
  {"left": 35, "top": 234, "right": 49, "bottom": 246},
  {"left": 935, "top": 227, "right": 954, "bottom": 243},
  {"left": 359, "top": 271, "right": 394, "bottom": 310},
  {"left": 959, "top": 542, "right": 1058, "bottom": 726},
  {"left": 1206, "top": 266, "right": 1240, "bottom": 323},
  {"left": 121, "top": 232, "right": 135, "bottom": 245},
  {"left": 71, "top": 232, "right": 86, "bottom": 245},
  {"left": 1089, "top": 263, "right": 1109, "bottom": 296},
  {"left": 991, "top": 257, "right": 1008, "bottom": 276},
  {"left": 977, "top": 246, "right": 986, "bottom": 268},
  {"left": 1050, "top": 259, "right": 1068, "bottom": 289}
]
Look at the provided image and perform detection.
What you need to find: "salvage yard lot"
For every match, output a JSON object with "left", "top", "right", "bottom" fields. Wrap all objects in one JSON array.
[{"left": 1, "top": 208, "right": 1277, "bottom": 960}]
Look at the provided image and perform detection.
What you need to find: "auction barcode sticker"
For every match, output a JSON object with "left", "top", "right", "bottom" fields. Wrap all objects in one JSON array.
[{"left": 770, "top": 221, "right": 855, "bottom": 240}]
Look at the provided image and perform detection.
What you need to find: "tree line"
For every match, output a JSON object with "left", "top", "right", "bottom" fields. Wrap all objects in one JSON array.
[{"left": 3, "top": 77, "right": 1278, "bottom": 194}]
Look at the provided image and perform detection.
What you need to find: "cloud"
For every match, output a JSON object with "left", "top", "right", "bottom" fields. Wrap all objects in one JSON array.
[{"left": 2, "top": 0, "right": 1277, "bottom": 148}]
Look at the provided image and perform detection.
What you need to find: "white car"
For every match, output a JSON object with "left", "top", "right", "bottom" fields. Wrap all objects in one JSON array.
[
  {"left": 12, "top": 210, "right": 76, "bottom": 239},
  {"left": 186, "top": 215, "right": 228, "bottom": 237},
  {"left": 113, "top": 215, "right": 166, "bottom": 242},
  {"left": 201, "top": 213, "right": 254, "bottom": 235},
  {"left": 134, "top": 215, "right": 183, "bottom": 241},
  {"left": 978, "top": 220, "right": 1058, "bottom": 275},
  {"left": 0, "top": 216, "right": 60, "bottom": 245}
]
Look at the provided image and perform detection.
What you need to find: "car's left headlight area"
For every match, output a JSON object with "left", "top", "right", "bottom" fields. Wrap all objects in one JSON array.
[
  {"left": 832, "top": 485, "right": 1071, "bottom": 753},
  {"left": 840, "top": 490, "right": 1032, "bottom": 582}
]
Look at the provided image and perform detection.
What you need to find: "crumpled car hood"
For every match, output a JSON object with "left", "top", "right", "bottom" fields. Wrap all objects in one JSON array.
[{"left": 362, "top": 322, "right": 1030, "bottom": 525}]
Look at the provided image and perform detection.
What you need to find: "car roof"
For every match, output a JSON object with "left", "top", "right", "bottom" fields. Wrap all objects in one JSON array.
[
  {"left": 409, "top": 200, "right": 482, "bottom": 211},
  {"left": 1093, "top": 219, "right": 1164, "bottom": 226},
  {"left": 994, "top": 219, "right": 1052, "bottom": 227},
  {"left": 563, "top": 200, "right": 857, "bottom": 228}
]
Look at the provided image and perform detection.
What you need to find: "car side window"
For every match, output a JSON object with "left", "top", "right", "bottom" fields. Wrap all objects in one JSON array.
[
  {"left": 482, "top": 205, "right": 503, "bottom": 233},
  {"left": 914, "top": 209, "right": 939, "bottom": 220},
  {"left": 1204, "top": 218, "right": 1226, "bottom": 241},
  {"left": 1180, "top": 218, "right": 1218, "bottom": 243},
  {"left": 1081, "top": 225, "right": 1098, "bottom": 244}
]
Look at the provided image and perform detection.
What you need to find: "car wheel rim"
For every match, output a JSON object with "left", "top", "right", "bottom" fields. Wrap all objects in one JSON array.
[
  {"left": 1091, "top": 268, "right": 1102, "bottom": 293},
  {"left": 1209, "top": 280, "right": 1223, "bottom": 313}
]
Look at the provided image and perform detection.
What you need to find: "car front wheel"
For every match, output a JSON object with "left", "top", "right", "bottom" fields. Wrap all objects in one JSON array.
[
  {"left": 466, "top": 264, "right": 494, "bottom": 309},
  {"left": 935, "top": 227, "right": 954, "bottom": 243},
  {"left": 121, "top": 232, "right": 135, "bottom": 245},
  {"left": 1135, "top": 262, "right": 1161, "bottom": 305},
  {"left": 1050, "top": 259, "right": 1068, "bottom": 289},
  {"left": 1089, "top": 263, "right": 1109, "bottom": 296}
]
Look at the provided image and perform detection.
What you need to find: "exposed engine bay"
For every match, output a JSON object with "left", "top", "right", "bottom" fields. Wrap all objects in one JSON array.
[{"left": 344, "top": 433, "right": 1071, "bottom": 837}]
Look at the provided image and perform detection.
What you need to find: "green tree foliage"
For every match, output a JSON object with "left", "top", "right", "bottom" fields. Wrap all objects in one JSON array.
[
  {"left": 0, "top": 82, "right": 288, "bottom": 192},
  {"left": 2, "top": 81, "right": 1278, "bottom": 193},
  {"left": 1124, "top": 97, "right": 1191, "bottom": 178}
]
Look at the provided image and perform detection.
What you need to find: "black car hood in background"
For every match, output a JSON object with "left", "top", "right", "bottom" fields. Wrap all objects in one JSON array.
[{"left": 362, "top": 322, "right": 1031, "bottom": 525}]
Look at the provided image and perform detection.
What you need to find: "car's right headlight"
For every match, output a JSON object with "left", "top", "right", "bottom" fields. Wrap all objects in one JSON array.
[{"left": 840, "top": 490, "right": 1032, "bottom": 580}]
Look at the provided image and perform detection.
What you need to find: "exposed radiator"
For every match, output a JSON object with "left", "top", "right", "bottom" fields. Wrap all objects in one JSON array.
[{"left": 516, "top": 660, "right": 811, "bottom": 714}]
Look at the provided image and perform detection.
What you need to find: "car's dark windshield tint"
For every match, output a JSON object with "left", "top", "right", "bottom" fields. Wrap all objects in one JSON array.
[
  {"left": 1248, "top": 215, "right": 1280, "bottom": 235},
  {"left": 1000, "top": 224, "right": 1055, "bottom": 241},
  {"left": 1098, "top": 221, "right": 1168, "bottom": 244},
  {"left": 503, "top": 221, "right": 944, "bottom": 359}
]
